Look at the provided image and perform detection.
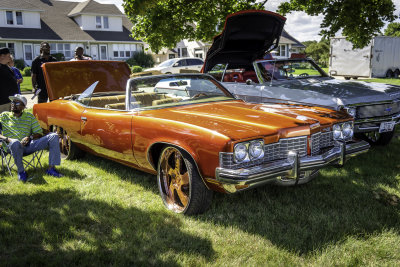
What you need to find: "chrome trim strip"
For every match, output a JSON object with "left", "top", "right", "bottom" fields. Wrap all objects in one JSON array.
[{"left": 215, "top": 140, "right": 370, "bottom": 192}]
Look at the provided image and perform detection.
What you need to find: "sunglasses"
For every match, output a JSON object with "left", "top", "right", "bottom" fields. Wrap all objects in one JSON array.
[{"left": 11, "top": 101, "right": 24, "bottom": 106}]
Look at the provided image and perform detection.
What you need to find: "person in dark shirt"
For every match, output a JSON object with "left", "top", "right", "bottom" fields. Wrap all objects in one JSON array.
[
  {"left": 8, "top": 55, "right": 23, "bottom": 94},
  {"left": 31, "top": 42, "right": 57, "bottom": 103},
  {"left": 0, "top": 47, "right": 19, "bottom": 113}
]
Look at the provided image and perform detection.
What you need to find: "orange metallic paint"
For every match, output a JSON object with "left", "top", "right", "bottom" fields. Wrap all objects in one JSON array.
[{"left": 33, "top": 62, "right": 354, "bottom": 194}]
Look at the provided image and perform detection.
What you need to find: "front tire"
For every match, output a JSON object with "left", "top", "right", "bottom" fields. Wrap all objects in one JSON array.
[
  {"left": 355, "top": 130, "right": 395, "bottom": 146},
  {"left": 157, "top": 146, "right": 213, "bottom": 215}
]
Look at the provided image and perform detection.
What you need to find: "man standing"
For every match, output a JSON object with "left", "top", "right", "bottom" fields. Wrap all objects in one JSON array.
[
  {"left": 31, "top": 42, "right": 57, "bottom": 103},
  {"left": 0, "top": 47, "right": 19, "bottom": 112},
  {"left": 0, "top": 94, "right": 63, "bottom": 182}
]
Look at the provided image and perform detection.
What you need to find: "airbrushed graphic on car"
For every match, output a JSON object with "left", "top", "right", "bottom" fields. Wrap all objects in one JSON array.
[
  {"left": 33, "top": 60, "right": 369, "bottom": 215},
  {"left": 202, "top": 10, "right": 400, "bottom": 146}
]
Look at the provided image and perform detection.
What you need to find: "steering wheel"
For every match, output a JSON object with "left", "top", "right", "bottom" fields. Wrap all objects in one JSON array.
[
  {"left": 299, "top": 73, "right": 309, "bottom": 77},
  {"left": 192, "top": 93, "right": 208, "bottom": 98}
]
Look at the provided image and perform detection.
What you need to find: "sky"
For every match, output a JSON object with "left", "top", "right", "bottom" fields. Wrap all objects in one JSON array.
[{"left": 75, "top": 0, "right": 400, "bottom": 42}]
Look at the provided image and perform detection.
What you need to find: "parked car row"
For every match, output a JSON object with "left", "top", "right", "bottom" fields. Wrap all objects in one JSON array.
[{"left": 32, "top": 11, "right": 397, "bottom": 215}]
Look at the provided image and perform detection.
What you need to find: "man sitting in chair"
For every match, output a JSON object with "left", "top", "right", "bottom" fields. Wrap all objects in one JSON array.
[{"left": 0, "top": 94, "right": 63, "bottom": 182}]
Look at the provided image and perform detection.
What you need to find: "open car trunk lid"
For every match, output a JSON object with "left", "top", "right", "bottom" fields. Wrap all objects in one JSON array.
[
  {"left": 202, "top": 10, "right": 286, "bottom": 73},
  {"left": 42, "top": 60, "right": 131, "bottom": 101}
]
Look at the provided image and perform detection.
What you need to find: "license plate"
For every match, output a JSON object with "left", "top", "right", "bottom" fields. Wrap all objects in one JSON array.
[{"left": 379, "top": 121, "right": 395, "bottom": 133}]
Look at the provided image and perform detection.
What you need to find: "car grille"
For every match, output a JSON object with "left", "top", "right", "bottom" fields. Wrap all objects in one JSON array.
[
  {"left": 219, "top": 132, "right": 335, "bottom": 169},
  {"left": 356, "top": 101, "right": 400, "bottom": 119}
]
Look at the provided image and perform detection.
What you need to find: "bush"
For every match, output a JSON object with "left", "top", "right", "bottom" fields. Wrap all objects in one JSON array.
[
  {"left": 22, "top": 67, "right": 31, "bottom": 77},
  {"left": 126, "top": 51, "right": 154, "bottom": 68},
  {"left": 14, "top": 59, "right": 25, "bottom": 70},
  {"left": 51, "top": 53, "right": 65, "bottom": 61},
  {"left": 131, "top": 66, "right": 143, "bottom": 73}
]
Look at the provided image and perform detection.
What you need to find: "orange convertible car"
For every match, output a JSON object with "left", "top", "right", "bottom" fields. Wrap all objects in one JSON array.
[{"left": 33, "top": 61, "right": 369, "bottom": 214}]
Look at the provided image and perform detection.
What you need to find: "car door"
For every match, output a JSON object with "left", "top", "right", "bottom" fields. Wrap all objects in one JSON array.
[
  {"left": 187, "top": 58, "right": 204, "bottom": 72},
  {"left": 173, "top": 59, "right": 188, "bottom": 73},
  {"left": 80, "top": 107, "right": 138, "bottom": 166}
]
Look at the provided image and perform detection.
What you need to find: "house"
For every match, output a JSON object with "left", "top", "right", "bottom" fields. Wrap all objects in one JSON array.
[
  {"left": 0, "top": 0, "right": 143, "bottom": 66},
  {"left": 149, "top": 29, "right": 304, "bottom": 64}
]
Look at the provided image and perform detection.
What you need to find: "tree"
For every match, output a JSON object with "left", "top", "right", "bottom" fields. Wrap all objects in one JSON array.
[
  {"left": 384, "top": 22, "right": 400, "bottom": 37},
  {"left": 123, "top": 0, "right": 397, "bottom": 52},
  {"left": 304, "top": 39, "right": 329, "bottom": 67},
  {"left": 278, "top": 0, "right": 397, "bottom": 49},
  {"left": 123, "top": 0, "right": 264, "bottom": 53}
]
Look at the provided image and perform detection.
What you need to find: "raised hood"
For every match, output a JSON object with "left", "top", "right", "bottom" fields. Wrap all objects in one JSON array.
[
  {"left": 202, "top": 10, "right": 286, "bottom": 73},
  {"left": 42, "top": 61, "right": 131, "bottom": 100}
]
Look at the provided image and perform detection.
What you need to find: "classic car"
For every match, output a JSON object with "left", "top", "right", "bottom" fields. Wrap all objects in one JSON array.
[
  {"left": 33, "top": 60, "right": 369, "bottom": 215},
  {"left": 202, "top": 10, "right": 400, "bottom": 145}
]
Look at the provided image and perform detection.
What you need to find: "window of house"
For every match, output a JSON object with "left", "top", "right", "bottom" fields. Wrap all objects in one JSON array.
[
  {"left": 0, "top": 43, "right": 15, "bottom": 55},
  {"left": 50, "top": 43, "right": 72, "bottom": 58},
  {"left": 181, "top": 48, "right": 188, "bottom": 57},
  {"left": 6, "top": 11, "right": 13, "bottom": 25},
  {"left": 96, "top": 16, "right": 102, "bottom": 28},
  {"left": 103, "top": 16, "right": 109, "bottom": 29},
  {"left": 278, "top": 45, "right": 287, "bottom": 57},
  {"left": 16, "top": 12, "right": 23, "bottom": 25},
  {"left": 113, "top": 44, "right": 139, "bottom": 59},
  {"left": 169, "top": 54, "right": 175, "bottom": 59}
]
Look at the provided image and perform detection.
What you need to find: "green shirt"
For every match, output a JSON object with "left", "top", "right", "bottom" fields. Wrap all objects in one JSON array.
[{"left": 0, "top": 111, "right": 43, "bottom": 141}]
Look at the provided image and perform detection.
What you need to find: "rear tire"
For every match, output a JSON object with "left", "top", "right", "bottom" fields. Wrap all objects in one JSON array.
[
  {"left": 53, "top": 126, "right": 85, "bottom": 159},
  {"left": 386, "top": 69, "right": 394, "bottom": 78},
  {"left": 394, "top": 69, "right": 400, "bottom": 79},
  {"left": 344, "top": 77, "right": 351, "bottom": 80},
  {"left": 355, "top": 130, "right": 395, "bottom": 146},
  {"left": 157, "top": 146, "right": 213, "bottom": 215}
]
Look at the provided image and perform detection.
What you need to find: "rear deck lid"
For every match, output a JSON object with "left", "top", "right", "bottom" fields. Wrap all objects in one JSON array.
[
  {"left": 202, "top": 10, "right": 286, "bottom": 72},
  {"left": 42, "top": 60, "right": 131, "bottom": 100}
]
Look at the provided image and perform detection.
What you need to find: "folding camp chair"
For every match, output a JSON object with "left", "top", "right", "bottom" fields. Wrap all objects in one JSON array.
[{"left": 0, "top": 140, "right": 44, "bottom": 177}]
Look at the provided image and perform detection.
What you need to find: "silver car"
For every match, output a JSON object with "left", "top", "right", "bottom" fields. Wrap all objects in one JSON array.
[{"left": 203, "top": 10, "right": 400, "bottom": 145}]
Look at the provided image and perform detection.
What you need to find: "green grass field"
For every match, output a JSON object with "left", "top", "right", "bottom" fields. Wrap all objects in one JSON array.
[
  {"left": 20, "top": 76, "right": 32, "bottom": 93},
  {"left": 1, "top": 113, "right": 400, "bottom": 265}
]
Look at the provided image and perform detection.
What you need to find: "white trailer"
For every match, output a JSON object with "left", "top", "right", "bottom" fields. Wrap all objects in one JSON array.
[{"left": 329, "top": 36, "right": 400, "bottom": 79}]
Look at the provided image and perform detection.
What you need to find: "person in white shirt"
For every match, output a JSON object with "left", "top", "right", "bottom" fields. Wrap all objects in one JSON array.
[{"left": 70, "top": 47, "right": 92, "bottom": 61}]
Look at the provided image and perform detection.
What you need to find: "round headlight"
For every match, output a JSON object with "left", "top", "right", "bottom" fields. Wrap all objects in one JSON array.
[
  {"left": 249, "top": 141, "right": 264, "bottom": 159},
  {"left": 234, "top": 143, "right": 248, "bottom": 162},
  {"left": 346, "top": 107, "right": 357, "bottom": 117},
  {"left": 342, "top": 122, "right": 353, "bottom": 138},
  {"left": 333, "top": 124, "right": 342, "bottom": 140}
]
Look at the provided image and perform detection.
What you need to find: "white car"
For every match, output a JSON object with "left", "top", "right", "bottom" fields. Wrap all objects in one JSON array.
[{"left": 147, "top": 57, "right": 204, "bottom": 74}]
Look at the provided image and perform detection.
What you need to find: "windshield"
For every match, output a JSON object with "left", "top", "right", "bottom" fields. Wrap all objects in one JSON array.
[
  {"left": 256, "top": 59, "right": 326, "bottom": 81},
  {"left": 128, "top": 74, "right": 234, "bottom": 110},
  {"left": 158, "top": 59, "right": 177, "bottom": 68}
]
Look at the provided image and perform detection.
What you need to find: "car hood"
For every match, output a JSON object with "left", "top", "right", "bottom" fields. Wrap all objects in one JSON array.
[
  {"left": 140, "top": 100, "right": 350, "bottom": 141},
  {"left": 202, "top": 10, "right": 286, "bottom": 73},
  {"left": 226, "top": 78, "right": 400, "bottom": 108},
  {"left": 42, "top": 61, "right": 131, "bottom": 100}
]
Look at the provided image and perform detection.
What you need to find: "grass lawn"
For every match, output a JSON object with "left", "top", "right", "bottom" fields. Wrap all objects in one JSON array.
[
  {"left": 1, "top": 110, "right": 400, "bottom": 265},
  {"left": 20, "top": 76, "right": 33, "bottom": 93},
  {"left": 358, "top": 78, "right": 400, "bottom": 86}
]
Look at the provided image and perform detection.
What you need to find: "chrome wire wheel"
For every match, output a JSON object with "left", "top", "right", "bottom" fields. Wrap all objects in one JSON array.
[{"left": 157, "top": 146, "right": 213, "bottom": 215}]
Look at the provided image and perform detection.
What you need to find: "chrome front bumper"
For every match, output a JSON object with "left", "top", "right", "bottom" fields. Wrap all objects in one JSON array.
[
  {"left": 355, "top": 113, "right": 400, "bottom": 132},
  {"left": 215, "top": 140, "right": 370, "bottom": 193}
]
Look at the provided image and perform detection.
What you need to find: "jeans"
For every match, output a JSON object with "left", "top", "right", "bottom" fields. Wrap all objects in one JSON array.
[{"left": 9, "top": 133, "right": 61, "bottom": 173}]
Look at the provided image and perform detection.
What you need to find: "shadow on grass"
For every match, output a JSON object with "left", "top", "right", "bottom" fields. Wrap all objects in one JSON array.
[
  {"left": 0, "top": 189, "right": 215, "bottom": 265},
  {"left": 200, "top": 139, "right": 400, "bottom": 255}
]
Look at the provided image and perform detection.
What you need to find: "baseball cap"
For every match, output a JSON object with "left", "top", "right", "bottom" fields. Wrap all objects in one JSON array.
[
  {"left": 0, "top": 47, "right": 10, "bottom": 55},
  {"left": 9, "top": 94, "right": 27, "bottom": 107}
]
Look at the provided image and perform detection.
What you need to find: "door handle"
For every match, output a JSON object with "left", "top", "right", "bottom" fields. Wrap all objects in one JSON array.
[{"left": 81, "top": 116, "right": 87, "bottom": 121}]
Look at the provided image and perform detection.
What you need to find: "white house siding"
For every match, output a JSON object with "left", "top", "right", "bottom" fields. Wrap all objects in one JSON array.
[
  {"left": 80, "top": 15, "right": 122, "bottom": 31},
  {"left": 0, "top": 10, "right": 41, "bottom": 28}
]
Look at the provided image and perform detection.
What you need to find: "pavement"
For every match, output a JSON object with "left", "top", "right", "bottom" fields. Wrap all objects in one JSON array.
[{"left": 21, "top": 92, "right": 36, "bottom": 109}]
